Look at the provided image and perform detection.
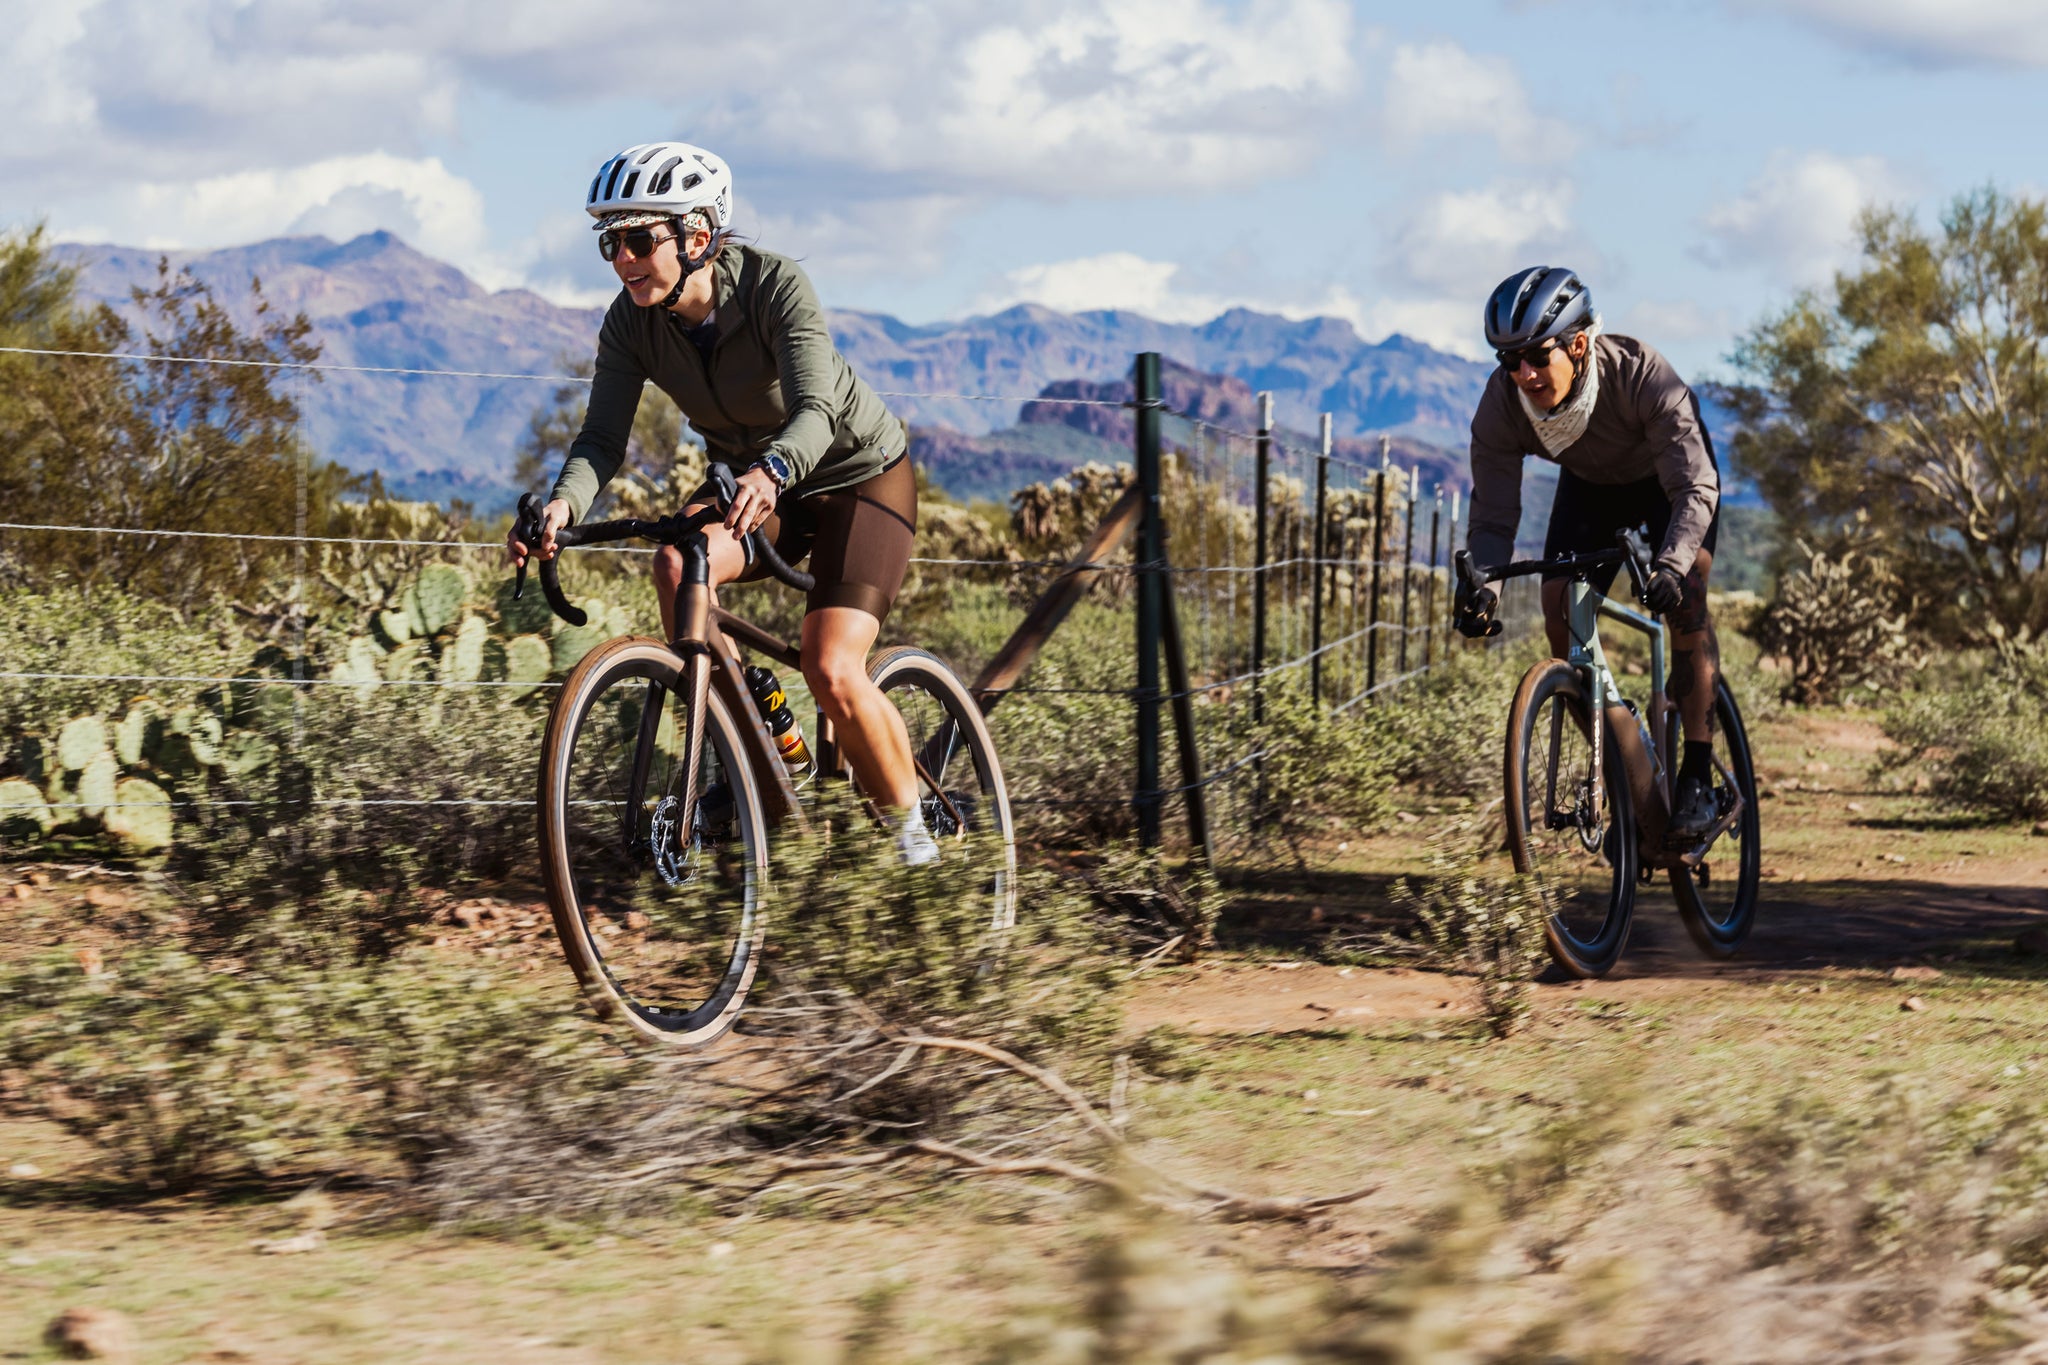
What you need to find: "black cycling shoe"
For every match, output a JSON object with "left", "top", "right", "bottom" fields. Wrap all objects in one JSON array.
[{"left": 1667, "top": 774, "right": 1717, "bottom": 842}]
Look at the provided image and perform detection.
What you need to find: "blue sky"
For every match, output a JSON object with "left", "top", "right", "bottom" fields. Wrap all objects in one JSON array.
[{"left": 6, "top": 1, "right": 2046, "bottom": 384}]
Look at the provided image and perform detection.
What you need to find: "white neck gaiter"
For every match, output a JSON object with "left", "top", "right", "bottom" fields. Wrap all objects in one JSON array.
[{"left": 1518, "top": 326, "right": 1602, "bottom": 457}]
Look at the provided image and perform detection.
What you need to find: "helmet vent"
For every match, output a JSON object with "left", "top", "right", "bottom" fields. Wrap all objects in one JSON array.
[
  {"left": 681, "top": 172, "right": 702, "bottom": 190},
  {"left": 621, "top": 171, "right": 640, "bottom": 199},
  {"left": 602, "top": 157, "right": 627, "bottom": 201}
]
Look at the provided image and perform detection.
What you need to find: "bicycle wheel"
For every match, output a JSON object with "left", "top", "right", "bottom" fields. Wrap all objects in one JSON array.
[
  {"left": 1505, "top": 659, "right": 1638, "bottom": 977},
  {"left": 868, "top": 646, "right": 1016, "bottom": 930},
  {"left": 539, "top": 636, "right": 769, "bottom": 1046},
  {"left": 1668, "top": 678, "right": 1762, "bottom": 957}
]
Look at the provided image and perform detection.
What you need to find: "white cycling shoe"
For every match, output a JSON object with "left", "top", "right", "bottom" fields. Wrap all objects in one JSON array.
[{"left": 896, "top": 805, "right": 941, "bottom": 867}]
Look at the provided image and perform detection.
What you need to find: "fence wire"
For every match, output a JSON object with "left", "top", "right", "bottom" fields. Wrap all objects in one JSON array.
[{"left": 0, "top": 345, "right": 1537, "bottom": 855}]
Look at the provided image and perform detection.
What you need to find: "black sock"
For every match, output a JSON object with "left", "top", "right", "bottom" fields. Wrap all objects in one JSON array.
[{"left": 1681, "top": 740, "right": 1714, "bottom": 785}]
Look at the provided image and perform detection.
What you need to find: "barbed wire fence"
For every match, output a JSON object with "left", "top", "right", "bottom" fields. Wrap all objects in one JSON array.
[{"left": 0, "top": 342, "right": 1531, "bottom": 876}]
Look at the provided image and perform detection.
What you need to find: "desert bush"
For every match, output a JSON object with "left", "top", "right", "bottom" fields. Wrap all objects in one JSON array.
[
  {"left": 1204, "top": 677, "right": 1399, "bottom": 856},
  {"left": 0, "top": 933, "right": 631, "bottom": 1195},
  {"left": 1382, "top": 831, "right": 1547, "bottom": 1038},
  {"left": 0, "top": 944, "right": 350, "bottom": 1190},
  {"left": 1881, "top": 632, "right": 2048, "bottom": 822},
  {"left": 1358, "top": 638, "right": 1538, "bottom": 800},
  {"left": 1751, "top": 536, "right": 1922, "bottom": 705},
  {"left": 1715, "top": 1078, "right": 2048, "bottom": 1328}
]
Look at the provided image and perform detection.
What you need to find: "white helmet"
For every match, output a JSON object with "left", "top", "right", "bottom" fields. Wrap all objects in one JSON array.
[{"left": 585, "top": 142, "right": 733, "bottom": 231}]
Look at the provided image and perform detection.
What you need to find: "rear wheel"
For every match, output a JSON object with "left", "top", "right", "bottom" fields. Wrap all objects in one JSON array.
[
  {"left": 538, "top": 637, "right": 768, "bottom": 1046},
  {"left": 1668, "top": 678, "right": 1762, "bottom": 957},
  {"left": 869, "top": 646, "right": 1016, "bottom": 930},
  {"left": 1505, "top": 659, "right": 1638, "bottom": 978}
]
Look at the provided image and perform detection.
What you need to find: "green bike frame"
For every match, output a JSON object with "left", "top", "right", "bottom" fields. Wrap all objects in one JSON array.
[{"left": 1559, "top": 577, "right": 1742, "bottom": 869}]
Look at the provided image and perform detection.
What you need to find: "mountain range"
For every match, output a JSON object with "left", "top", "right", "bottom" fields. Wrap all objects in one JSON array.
[{"left": 51, "top": 231, "right": 1504, "bottom": 506}]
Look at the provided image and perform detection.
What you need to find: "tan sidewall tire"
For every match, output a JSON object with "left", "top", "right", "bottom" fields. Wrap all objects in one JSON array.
[
  {"left": 868, "top": 645, "right": 1017, "bottom": 931},
  {"left": 538, "top": 636, "right": 769, "bottom": 1046}
]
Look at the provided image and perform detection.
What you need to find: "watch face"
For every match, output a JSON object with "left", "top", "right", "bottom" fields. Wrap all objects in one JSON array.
[{"left": 764, "top": 455, "right": 792, "bottom": 486}]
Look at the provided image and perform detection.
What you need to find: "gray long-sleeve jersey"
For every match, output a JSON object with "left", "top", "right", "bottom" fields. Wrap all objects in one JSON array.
[{"left": 1466, "top": 334, "right": 1719, "bottom": 576}]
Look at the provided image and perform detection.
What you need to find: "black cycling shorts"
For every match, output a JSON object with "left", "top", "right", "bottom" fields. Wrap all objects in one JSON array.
[
  {"left": 736, "top": 454, "right": 917, "bottom": 623},
  {"left": 1542, "top": 468, "right": 1721, "bottom": 594}
]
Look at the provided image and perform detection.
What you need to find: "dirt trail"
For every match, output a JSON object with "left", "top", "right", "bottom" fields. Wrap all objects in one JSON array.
[{"left": 1136, "top": 712, "right": 2048, "bottom": 1032}]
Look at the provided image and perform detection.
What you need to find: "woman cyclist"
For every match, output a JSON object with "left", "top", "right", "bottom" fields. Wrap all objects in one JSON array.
[
  {"left": 506, "top": 141, "right": 934, "bottom": 864},
  {"left": 1454, "top": 266, "right": 1724, "bottom": 838}
]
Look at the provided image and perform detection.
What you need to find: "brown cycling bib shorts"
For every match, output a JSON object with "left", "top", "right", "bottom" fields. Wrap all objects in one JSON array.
[{"left": 735, "top": 453, "right": 916, "bottom": 624}]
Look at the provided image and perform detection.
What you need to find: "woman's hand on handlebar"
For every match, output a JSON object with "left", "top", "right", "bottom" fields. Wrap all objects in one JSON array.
[
  {"left": 723, "top": 466, "right": 779, "bottom": 538},
  {"left": 508, "top": 498, "right": 571, "bottom": 569}
]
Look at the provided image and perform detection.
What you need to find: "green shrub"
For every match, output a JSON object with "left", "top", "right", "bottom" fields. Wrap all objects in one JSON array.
[
  {"left": 1752, "top": 538, "right": 1922, "bottom": 705},
  {"left": 1882, "top": 634, "right": 2048, "bottom": 821},
  {"left": 0, "top": 945, "right": 351, "bottom": 1190}
]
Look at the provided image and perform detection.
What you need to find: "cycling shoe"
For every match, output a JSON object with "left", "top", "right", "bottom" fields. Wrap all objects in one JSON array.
[{"left": 1667, "top": 774, "right": 1717, "bottom": 842}]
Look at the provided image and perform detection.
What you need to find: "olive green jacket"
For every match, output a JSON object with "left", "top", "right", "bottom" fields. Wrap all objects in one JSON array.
[{"left": 550, "top": 246, "right": 905, "bottom": 523}]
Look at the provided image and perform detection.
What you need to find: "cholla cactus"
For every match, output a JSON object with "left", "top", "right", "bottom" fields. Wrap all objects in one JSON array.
[{"left": 1753, "top": 539, "right": 1922, "bottom": 705}]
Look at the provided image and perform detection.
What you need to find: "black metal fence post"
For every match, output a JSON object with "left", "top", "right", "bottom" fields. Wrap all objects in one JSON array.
[
  {"left": 1133, "top": 352, "right": 1164, "bottom": 847},
  {"left": 1251, "top": 393, "right": 1271, "bottom": 731},
  {"left": 1423, "top": 487, "right": 1442, "bottom": 668},
  {"left": 1250, "top": 392, "right": 1272, "bottom": 818},
  {"left": 1366, "top": 435, "right": 1389, "bottom": 696},
  {"left": 1398, "top": 464, "right": 1418, "bottom": 676},
  {"left": 1308, "top": 414, "right": 1330, "bottom": 707}
]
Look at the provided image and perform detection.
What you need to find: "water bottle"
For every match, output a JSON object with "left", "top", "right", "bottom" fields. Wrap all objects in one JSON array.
[{"left": 744, "top": 664, "right": 814, "bottom": 777}]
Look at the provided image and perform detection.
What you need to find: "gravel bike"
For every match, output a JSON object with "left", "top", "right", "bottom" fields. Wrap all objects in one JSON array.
[
  {"left": 513, "top": 467, "right": 1015, "bottom": 1046},
  {"left": 1456, "top": 530, "right": 1760, "bottom": 977}
]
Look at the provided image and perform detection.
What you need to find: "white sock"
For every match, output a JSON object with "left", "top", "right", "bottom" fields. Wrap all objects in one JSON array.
[{"left": 896, "top": 803, "right": 939, "bottom": 866}]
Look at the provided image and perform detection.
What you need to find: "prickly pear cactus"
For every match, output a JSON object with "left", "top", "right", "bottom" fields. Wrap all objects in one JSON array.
[
  {"left": 0, "top": 777, "right": 52, "bottom": 839},
  {"left": 57, "top": 715, "right": 111, "bottom": 773},
  {"left": 223, "top": 732, "right": 279, "bottom": 778},
  {"left": 414, "top": 564, "right": 468, "bottom": 637},
  {"left": 76, "top": 751, "right": 120, "bottom": 819},
  {"left": 104, "top": 777, "right": 173, "bottom": 853},
  {"left": 440, "top": 615, "right": 488, "bottom": 683},
  {"left": 382, "top": 640, "right": 425, "bottom": 682},
  {"left": 503, "top": 635, "right": 552, "bottom": 697},
  {"left": 550, "top": 597, "right": 609, "bottom": 673},
  {"left": 113, "top": 701, "right": 164, "bottom": 767},
  {"left": 374, "top": 608, "right": 412, "bottom": 648},
  {"left": 332, "top": 635, "right": 386, "bottom": 686},
  {"left": 495, "top": 575, "right": 553, "bottom": 636},
  {"left": 166, "top": 706, "right": 224, "bottom": 767}
]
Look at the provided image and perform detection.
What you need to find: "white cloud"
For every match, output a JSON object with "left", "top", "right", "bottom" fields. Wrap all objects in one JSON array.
[
  {"left": 975, "top": 253, "right": 1217, "bottom": 321},
  {"left": 1385, "top": 182, "right": 1580, "bottom": 294},
  {"left": 0, "top": 0, "right": 1361, "bottom": 295},
  {"left": 75, "top": 152, "right": 485, "bottom": 270},
  {"left": 1382, "top": 41, "right": 1574, "bottom": 162},
  {"left": 1696, "top": 150, "right": 1903, "bottom": 284},
  {"left": 1735, "top": 0, "right": 2048, "bottom": 66}
]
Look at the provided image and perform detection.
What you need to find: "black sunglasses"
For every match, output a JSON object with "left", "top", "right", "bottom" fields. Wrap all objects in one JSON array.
[
  {"left": 1496, "top": 339, "right": 1563, "bottom": 371},
  {"left": 598, "top": 227, "right": 675, "bottom": 262}
]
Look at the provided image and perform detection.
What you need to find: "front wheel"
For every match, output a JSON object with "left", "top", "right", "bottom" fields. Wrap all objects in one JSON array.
[
  {"left": 869, "top": 646, "right": 1016, "bottom": 930},
  {"left": 1505, "top": 659, "right": 1639, "bottom": 978},
  {"left": 1668, "top": 678, "right": 1762, "bottom": 957},
  {"left": 538, "top": 636, "right": 769, "bottom": 1046}
]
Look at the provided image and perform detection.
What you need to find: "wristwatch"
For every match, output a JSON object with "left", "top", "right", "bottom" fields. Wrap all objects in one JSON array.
[{"left": 747, "top": 454, "right": 792, "bottom": 491}]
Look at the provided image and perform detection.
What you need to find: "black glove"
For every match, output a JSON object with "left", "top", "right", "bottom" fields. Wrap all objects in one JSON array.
[
  {"left": 1643, "top": 567, "right": 1685, "bottom": 614},
  {"left": 1454, "top": 582, "right": 1502, "bottom": 639}
]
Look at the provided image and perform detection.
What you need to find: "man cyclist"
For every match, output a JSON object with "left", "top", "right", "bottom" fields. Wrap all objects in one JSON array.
[{"left": 1453, "top": 266, "right": 1723, "bottom": 838}]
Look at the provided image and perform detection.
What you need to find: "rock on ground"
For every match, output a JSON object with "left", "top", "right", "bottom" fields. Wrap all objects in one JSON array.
[{"left": 44, "top": 1306, "right": 137, "bottom": 1361}]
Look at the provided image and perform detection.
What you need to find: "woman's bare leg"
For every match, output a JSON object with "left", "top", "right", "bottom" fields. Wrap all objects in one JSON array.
[{"left": 800, "top": 606, "right": 917, "bottom": 810}]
